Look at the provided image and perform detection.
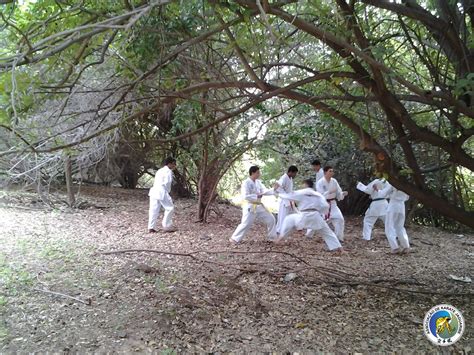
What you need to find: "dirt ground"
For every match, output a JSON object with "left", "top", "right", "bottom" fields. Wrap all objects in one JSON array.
[{"left": 0, "top": 186, "right": 473, "bottom": 353}]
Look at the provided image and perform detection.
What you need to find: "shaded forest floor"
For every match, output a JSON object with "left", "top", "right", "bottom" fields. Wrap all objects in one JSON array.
[{"left": 0, "top": 186, "right": 473, "bottom": 353}]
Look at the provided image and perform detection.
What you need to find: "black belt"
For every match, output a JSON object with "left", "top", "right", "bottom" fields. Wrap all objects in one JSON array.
[
  {"left": 371, "top": 198, "right": 386, "bottom": 202},
  {"left": 325, "top": 199, "right": 335, "bottom": 220},
  {"left": 301, "top": 208, "right": 318, "bottom": 212}
]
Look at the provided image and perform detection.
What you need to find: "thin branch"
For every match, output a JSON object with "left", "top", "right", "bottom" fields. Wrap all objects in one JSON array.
[
  {"left": 33, "top": 287, "right": 91, "bottom": 305},
  {"left": 0, "top": 76, "right": 321, "bottom": 156}
]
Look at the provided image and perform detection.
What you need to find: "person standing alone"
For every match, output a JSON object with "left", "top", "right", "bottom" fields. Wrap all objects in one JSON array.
[{"left": 148, "top": 157, "right": 177, "bottom": 233}]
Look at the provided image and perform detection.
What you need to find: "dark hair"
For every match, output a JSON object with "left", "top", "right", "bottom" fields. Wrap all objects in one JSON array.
[
  {"left": 249, "top": 165, "right": 260, "bottom": 176},
  {"left": 303, "top": 179, "right": 314, "bottom": 188},
  {"left": 287, "top": 165, "right": 298, "bottom": 173},
  {"left": 323, "top": 165, "right": 333, "bottom": 173},
  {"left": 311, "top": 160, "right": 321, "bottom": 166},
  {"left": 164, "top": 157, "right": 176, "bottom": 165}
]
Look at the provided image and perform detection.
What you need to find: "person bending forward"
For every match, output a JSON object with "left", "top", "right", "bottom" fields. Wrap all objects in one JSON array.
[{"left": 276, "top": 179, "right": 343, "bottom": 252}]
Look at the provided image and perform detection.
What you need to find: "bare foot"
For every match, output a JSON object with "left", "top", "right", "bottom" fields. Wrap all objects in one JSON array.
[
  {"left": 229, "top": 238, "right": 240, "bottom": 245},
  {"left": 331, "top": 248, "right": 346, "bottom": 256},
  {"left": 148, "top": 229, "right": 157, "bottom": 233},
  {"left": 391, "top": 248, "right": 401, "bottom": 254},
  {"left": 272, "top": 237, "right": 288, "bottom": 245},
  {"left": 400, "top": 247, "right": 411, "bottom": 255}
]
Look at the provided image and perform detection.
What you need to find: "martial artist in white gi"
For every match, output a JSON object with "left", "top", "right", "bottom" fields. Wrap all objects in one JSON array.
[
  {"left": 315, "top": 166, "right": 348, "bottom": 241},
  {"left": 312, "top": 159, "right": 324, "bottom": 184},
  {"left": 303, "top": 160, "right": 325, "bottom": 237},
  {"left": 229, "top": 166, "right": 277, "bottom": 244},
  {"left": 274, "top": 165, "right": 298, "bottom": 235},
  {"left": 379, "top": 183, "right": 411, "bottom": 253},
  {"left": 275, "top": 179, "right": 343, "bottom": 252},
  {"left": 148, "top": 157, "right": 177, "bottom": 233},
  {"left": 356, "top": 178, "right": 389, "bottom": 241}
]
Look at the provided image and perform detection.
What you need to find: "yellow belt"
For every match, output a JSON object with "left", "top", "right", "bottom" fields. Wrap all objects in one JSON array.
[{"left": 244, "top": 201, "right": 263, "bottom": 212}]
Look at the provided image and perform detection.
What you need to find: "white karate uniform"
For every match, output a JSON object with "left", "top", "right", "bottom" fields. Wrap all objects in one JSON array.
[
  {"left": 275, "top": 173, "right": 294, "bottom": 234},
  {"left": 314, "top": 177, "right": 346, "bottom": 241},
  {"left": 230, "top": 178, "right": 276, "bottom": 243},
  {"left": 148, "top": 166, "right": 174, "bottom": 230},
  {"left": 315, "top": 169, "right": 324, "bottom": 184},
  {"left": 279, "top": 189, "right": 342, "bottom": 251},
  {"left": 380, "top": 184, "right": 410, "bottom": 250},
  {"left": 303, "top": 169, "right": 325, "bottom": 237},
  {"left": 357, "top": 179, "right": 389, "bottom": 240}
]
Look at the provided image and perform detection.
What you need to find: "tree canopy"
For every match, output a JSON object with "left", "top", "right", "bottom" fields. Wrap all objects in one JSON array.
[{"left": 0, "top": 0, "right": 473, "bottom": 227}]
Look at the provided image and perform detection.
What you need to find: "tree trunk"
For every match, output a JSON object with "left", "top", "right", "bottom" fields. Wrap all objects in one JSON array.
[
  {"left": 197, "top": 163, "right": 221, "bottom": 222},
  {"left": 65, "top": 156, "right": 75, "bottom": 207},
  {"left": 117, "top": 157, "right": 139, "bottom": 189}
]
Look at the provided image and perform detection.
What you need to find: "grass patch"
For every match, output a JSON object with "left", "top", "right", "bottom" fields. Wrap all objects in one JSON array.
[
  {"left": 16, "top": 239, "right": 33, "bottom": 254},
  {"left": 0, "top": 250, "right": 34, "bottom": 294},
  {"left": 0, "top": 324, "right": 8, "bottom": 343},
  {"left": 0, "top": 295, "right": 7, "bottom": 312},
  {"left": 0, "top": 264, "right": 34, "bottom": 294},
  {"left": 38, "top": 242, "right": 77, "bottom": 262},
  {"left": 155, "top": 277, "right": 168, "bottom": 293}
]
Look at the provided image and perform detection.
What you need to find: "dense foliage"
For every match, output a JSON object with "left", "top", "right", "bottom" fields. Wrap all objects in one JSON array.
[{"left": 0, "top": 0, "right": 472, "bottom": 228}]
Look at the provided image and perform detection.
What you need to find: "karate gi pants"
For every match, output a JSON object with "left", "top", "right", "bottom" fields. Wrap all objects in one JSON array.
[
  {"left": 231, "top": 205, "right": 276, "bottom": 243},
  {"left": 307, "top": 202, "right": 344, "bottom": 241},
  {"left": 281, "top": 212, "right": 342, "bottom": 251},
  {"left": 148, "top": 194, "right": 174, "bottom": 229},
  {"left": 276, "top": 202, "right": 293, "bottom": 235},
  {"left": 362, "top": 200, "right": 387, "bottom": 240},
  {"left": 384, "top": 211, "right": 410, "bottom": 250},
  {"left": 363, "top": 215, "right": 385, "bottom": 240}
]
